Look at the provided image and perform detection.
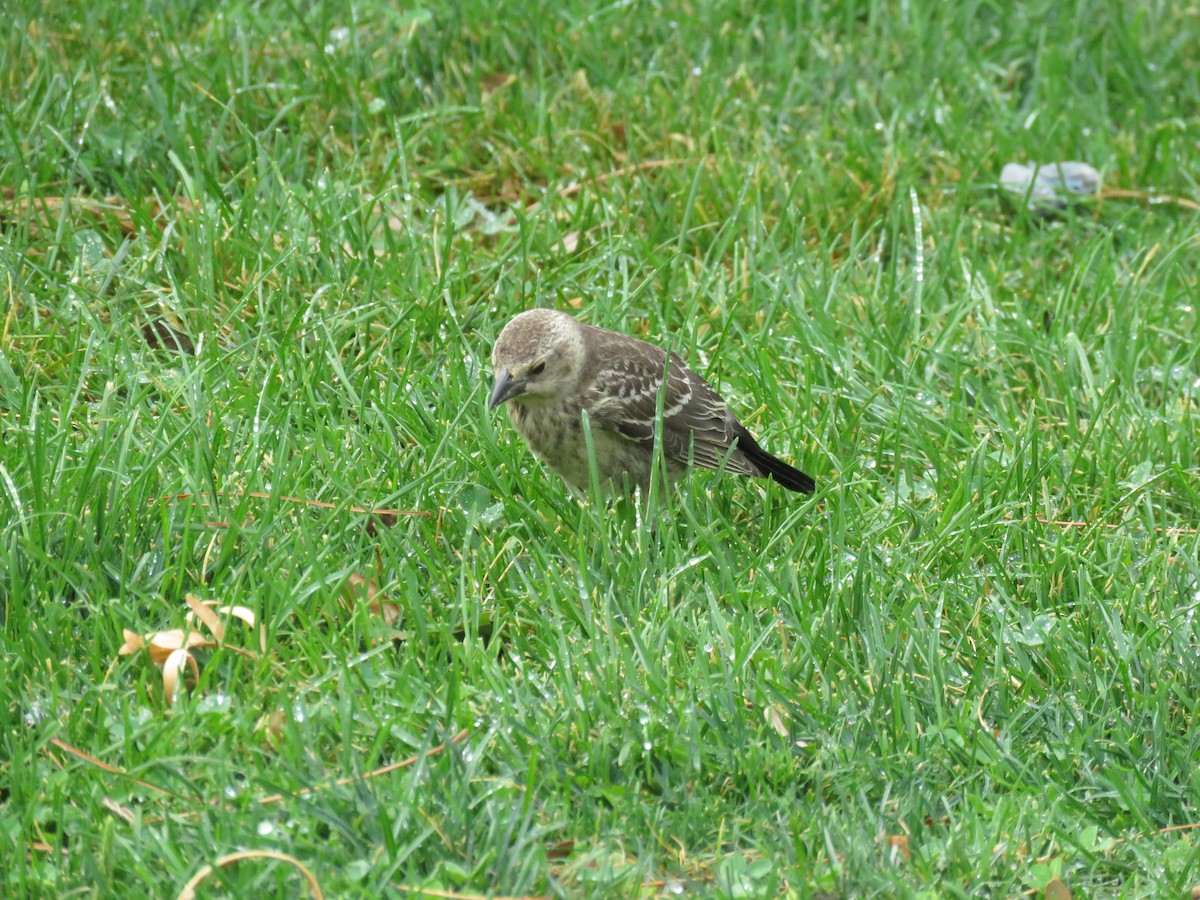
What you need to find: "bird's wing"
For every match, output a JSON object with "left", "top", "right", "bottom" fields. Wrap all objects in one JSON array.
[{"left": 581, "top": 329, "right": 759, "bottom": 476}]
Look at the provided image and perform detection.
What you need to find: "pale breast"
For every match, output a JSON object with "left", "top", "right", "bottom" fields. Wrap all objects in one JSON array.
[{"left": 508, "top": 398, "right": 673, "bottom": 492}]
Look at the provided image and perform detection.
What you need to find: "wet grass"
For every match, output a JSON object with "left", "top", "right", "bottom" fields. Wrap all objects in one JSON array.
[{"left": 2, "top": 0, "right": 1199, "bottom": 896}]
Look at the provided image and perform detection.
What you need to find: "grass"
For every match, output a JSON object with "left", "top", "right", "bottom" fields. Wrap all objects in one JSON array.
[{"left": 2, "top": 0, "right": 1199, "bottom": 896}]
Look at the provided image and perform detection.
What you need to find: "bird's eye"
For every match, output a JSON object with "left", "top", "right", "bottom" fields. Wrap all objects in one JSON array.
[{"left": 528, "top": 362, "right": 546, "bottom": 377}]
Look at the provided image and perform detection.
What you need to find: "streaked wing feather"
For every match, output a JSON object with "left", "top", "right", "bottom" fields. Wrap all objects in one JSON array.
[{"left": 581, "top": 328, "right": 758, "bottom": 476}]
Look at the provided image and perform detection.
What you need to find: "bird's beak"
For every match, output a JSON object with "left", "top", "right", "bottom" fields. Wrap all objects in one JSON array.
[{"left": 488, "top": 368, "right": 526, "bottom": 409}]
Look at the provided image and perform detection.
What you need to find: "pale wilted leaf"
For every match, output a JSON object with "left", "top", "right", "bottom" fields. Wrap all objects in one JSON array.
[
  {"left": 118, "top": 595, "right": 264, "bottom": 705},
  {"left": 142, "top": 317, "right": 196, "bottom": 354},
  {"left": 146, "top": 629, "right": 214, "bottom": 664},
  {"left": 186, "top": 595, "right": 225, "bottom": 642},
  {"left": 344, "top": 572, "right": 378, "bottom": 602},
  {"left": 119, "top": 630, "right": 144, "bottom": 655},
  {"left": 480, "top": 71, "right": 515, "bottom": 96},
  {"left": 184, "top": 596, "right": 263, "bottom": 651},
  {"left": 887, "top": 834, "right": 910, "bottom": 863},
  {"left": 222, "top": 605, "right": 257, "bottom": 627},
  {"left": 162, "top": 647, "right": 200, "bottom": 703},
  {"left": 555, "top": 230, "right": 580, "bottom": 254},
  {"left": 371, "top": 600, "right": 402, "bottom": 626},
  {"left": 343, "top": 573, "right": 401, "bottom": 628},
  {"left": 257, "top": 709, "right": 288, "bottom": 748}
]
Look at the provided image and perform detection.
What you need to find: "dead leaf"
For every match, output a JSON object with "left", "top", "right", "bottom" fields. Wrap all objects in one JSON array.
[
  {"left": 365, "top": 508, "right": 403, "bottom": 536},
  {"left": 142, "top": 318, "right": 196, "bottom": 354},
  {"left": 343, "top": 573, "right": 401, "bottom": 626},
  {"left": 764, "top": 705, "right": 788, "bottom": 738},
  {"left": 119, "top": 596, "right": 265, "bottom": 705},
  {"left": 119, "top": 630, "right": 144, "bottom": 655},
  {"left": 257, "top": 709, "right": 288, "bottom": 747},
  {"left": 345, "top": 572, "right": 378, "bottom": 602},
  {"left": 372, "top": 600, "right": 402, "bottom": 626},
  {"left": 162, "top": 647, "right": 200, "bottom": 702},
  {"left": 1045, "top": 877, "right": 1071, "bottom": 900},
  {"left": 186, "top": 595, "right": 225, "bottom": 642},
  {"left": 480, "top": 72, "right": 515, "bottom": 96},
  {"left": 145, "top": 629, "right": 214, "bottom": 665},
  {"left": 223, "top": 606, "right": 257, "bottom": 628},
  {"left": 887, "top": 834, "right": 910, "bottom": 862},
  {"left": 184, "top": 596, "right": 262, "bottom": 651}
]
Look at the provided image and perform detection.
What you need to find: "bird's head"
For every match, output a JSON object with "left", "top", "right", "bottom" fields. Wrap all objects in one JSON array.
[{"left": 489, "top": 309, "right": 586, "bottom": 409}]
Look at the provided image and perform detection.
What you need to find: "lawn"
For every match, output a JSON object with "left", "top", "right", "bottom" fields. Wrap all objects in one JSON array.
[{"left": 2, "top": 0, "right": 1199, "bottom": 896}]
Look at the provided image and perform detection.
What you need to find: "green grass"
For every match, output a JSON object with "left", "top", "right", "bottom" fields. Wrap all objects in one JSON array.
[{"left": 2, "top": 0, "right": 1199, "bottom": 896}]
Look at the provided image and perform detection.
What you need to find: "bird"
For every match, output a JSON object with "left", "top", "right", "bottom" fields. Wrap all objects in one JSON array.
[{"left": 488, "top": 309, "right": 815, "bottom": 496}]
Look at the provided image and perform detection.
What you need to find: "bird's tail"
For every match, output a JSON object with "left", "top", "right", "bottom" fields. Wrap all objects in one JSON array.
[{"left": 735, "top": 429, "right": 816, "bottom": 494}]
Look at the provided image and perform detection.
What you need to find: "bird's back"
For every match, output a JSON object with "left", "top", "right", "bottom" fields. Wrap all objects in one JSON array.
[{"left": 576, "top": 323, "right": 763, "bottom": 479}]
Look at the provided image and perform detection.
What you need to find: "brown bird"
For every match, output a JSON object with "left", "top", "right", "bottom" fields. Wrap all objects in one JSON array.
[{"left": 488, "top": 309, "right": 815, "bottom": 495}]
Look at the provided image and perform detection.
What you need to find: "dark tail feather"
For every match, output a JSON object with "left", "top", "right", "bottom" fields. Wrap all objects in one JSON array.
[{"left": 736, "top": 429, "right": 816, "bottom": 494}]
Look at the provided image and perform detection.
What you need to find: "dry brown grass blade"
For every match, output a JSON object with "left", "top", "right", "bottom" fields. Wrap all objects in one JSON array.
[
  {"left": 177, "top": 850, "right": 323, "bottom": 900},
  {"left": 0, "top": 188, "right": 199, "bottom": 234},
  {"left": 1111, "top": 821, "right": 1200, "bottom": 845},
  {"left": 150, "top": 490, "right": 430, "bottom": 520},
  {"left": 525, "top": 157, "right": 708, "bottom": 214},
  {"left": 1099, "top": 188, "right": 1200, "bottom": 211},
  {"left": 1032, "top": 515, "right": 1198, "bottom": 535},
  {"left": 45, "top": 731, "right": 474, "bottom": 829},
  {"left": 45, "top": 738, "right": 192, "bottom": 801},
  {"left": 101, "top": 796, "right": 137, "bottom": 824},
  {"left": 256, "top": 729, "right": 470, "bottom": 806},
  {"left": 393, "top": 885, "right": 547, "bottom": 900}
]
